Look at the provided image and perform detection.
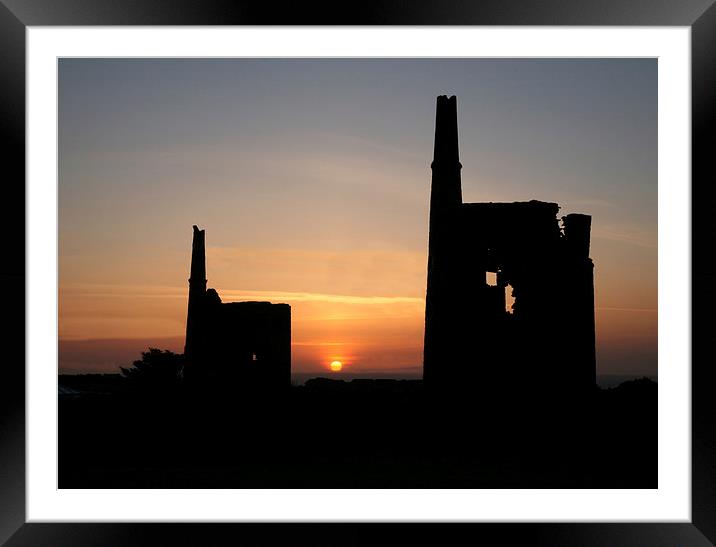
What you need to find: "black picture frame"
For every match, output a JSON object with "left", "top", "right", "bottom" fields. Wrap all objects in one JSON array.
[{"left": 1, "top": 2, "right": 714, "bottom": 545}]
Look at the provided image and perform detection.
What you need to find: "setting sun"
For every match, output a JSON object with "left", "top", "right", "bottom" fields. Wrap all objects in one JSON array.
[{"left": 329, "top": 360, "right": 343, "bottom": 372}]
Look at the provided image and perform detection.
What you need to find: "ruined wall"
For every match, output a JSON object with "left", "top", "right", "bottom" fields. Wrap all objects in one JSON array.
[
  {"left": 203, "top": 300, "right": 291, "bottom": 389},
  {"left": 183, "top": 226, "right": 291, "bottom": 390},
  {"left": 423, "top": 96, "right": 596, "bottom": 397}
]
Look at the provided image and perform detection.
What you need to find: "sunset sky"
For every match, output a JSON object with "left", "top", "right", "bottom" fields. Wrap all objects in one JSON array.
[{"left": 58, "top": 58, "right": 657, "bottom": 380}]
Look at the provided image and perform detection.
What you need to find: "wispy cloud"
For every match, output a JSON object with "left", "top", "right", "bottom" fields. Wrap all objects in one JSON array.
[
  {"left": 592, "top": 226, "right": 657, "bottom": 249},
  {"left": 597, "top": 307, "right": 657, "bottom": 313},
  {"left": 205, "top": 246, "right": 427, "bottom": 298},
  {"left": 61, "top": 282, "right": 424, "bottom": 306}
]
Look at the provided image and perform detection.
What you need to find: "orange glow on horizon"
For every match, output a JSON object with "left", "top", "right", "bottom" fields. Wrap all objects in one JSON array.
[{"left": 329, "top": 360, "right": 343, "bottom": 372}]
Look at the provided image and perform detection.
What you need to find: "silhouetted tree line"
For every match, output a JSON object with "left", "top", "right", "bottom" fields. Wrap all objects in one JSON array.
[
  {"left": 118, "top": 347, "right": 657, "bottom": 396},
  {"left": 120, "top": 348, "right": 184, "bottom": 390}
]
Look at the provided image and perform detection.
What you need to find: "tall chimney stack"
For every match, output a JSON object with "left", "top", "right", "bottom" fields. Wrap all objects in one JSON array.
[
  {"left": 430, "top": 95, "right": 462, "bottom": 211},
  {"left": 424, "top": 96, "right": 464, "bottom": 385},
  {"left": 184, "top": 225, "right": 207, "bottom": 358}
]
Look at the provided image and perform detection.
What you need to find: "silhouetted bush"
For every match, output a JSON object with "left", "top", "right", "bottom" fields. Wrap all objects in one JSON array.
[{"left": 120, "top": 348, "right": 184, "bottom": 390}]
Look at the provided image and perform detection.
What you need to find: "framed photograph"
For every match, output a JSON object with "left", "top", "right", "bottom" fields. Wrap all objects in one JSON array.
[{"left": 2, "top": 1, "right": 714, "bottom": 545}]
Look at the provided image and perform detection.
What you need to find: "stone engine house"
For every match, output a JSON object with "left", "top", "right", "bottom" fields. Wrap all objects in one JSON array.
[
  {"left": 184, "top": 225, "right": 291, "bottom": 388},
  {"left": 423, "top": 96, "right": 596, "bottom": 395}
]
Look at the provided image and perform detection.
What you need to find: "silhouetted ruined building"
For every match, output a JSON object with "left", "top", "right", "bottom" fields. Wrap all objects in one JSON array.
[
  {"left": 184, "top": 226, "right": 291, "bottom": 388},
  {"left": 423, "top": 96, "right": 596, "bottom": 396}
]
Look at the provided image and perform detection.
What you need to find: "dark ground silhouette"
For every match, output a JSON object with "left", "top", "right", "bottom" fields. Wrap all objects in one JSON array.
[{"left": 58, "top": 373, "right": 656, "bottom": 489}]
